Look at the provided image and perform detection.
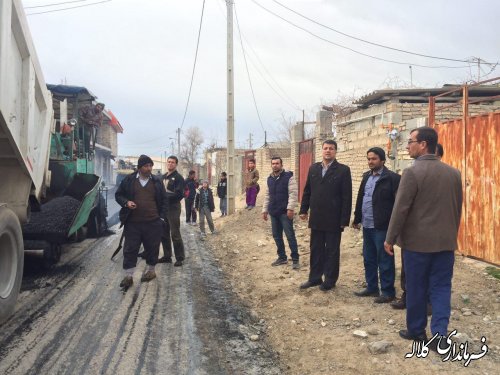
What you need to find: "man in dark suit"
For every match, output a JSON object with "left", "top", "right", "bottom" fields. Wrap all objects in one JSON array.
[
  {"left": 385, "top": 127, "right": 462, "bottom": 348},
  {"left": 299, "top": 140, "right": 352, "bottom": 291}
]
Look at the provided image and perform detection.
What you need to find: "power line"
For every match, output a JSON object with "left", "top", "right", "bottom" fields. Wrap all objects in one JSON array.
[
  {"left": 216, "top": 0, "right": 300, "bottom": 111},
  {"left": 179, "top": 0, "right": 206, "bottom": 131},
  {"left": 26, "top": 0, "right": 111, "bottom": 15},
  {"left": 250, "top": 0, "right": 470, "bottom": 69},
  {"left": 25, "top": 0, "right": 90, "bottom": 9},
  {"left": 271, "top": 0, "right": 477, "bottom": 64},
  {"left": 234, "top": 3, "right": 266, "bottom": 136}
]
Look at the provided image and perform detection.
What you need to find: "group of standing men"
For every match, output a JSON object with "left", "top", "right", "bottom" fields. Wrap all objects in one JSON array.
[{"left": 261, "top": 126, "right": 462, "bottom": 349}]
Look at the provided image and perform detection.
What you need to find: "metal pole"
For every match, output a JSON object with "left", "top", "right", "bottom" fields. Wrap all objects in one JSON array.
[
  {"left": 227, "top": 0, "right": 235, "bottom": 215},
  {"left": 409, "top": 65, "right": 413, "bottom": 87}
]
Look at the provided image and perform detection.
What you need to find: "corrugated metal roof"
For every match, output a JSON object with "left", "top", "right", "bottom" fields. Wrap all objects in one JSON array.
[{"left": 354, "top": 85, "right": 500, "bottom": 108}]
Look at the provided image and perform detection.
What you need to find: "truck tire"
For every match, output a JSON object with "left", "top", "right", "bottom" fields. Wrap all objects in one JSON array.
[{"left": 0, "top": 206, "right": 24, "bottom": 324}]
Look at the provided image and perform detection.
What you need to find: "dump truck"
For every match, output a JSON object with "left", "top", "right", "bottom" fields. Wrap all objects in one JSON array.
[{"left": 0, "top": 0, "right": 108, "bottom": 323}]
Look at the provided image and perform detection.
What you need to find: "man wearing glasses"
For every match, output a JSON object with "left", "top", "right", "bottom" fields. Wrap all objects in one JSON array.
[{"left": 384, "top": 127, "right": 462, "bottom": 351}]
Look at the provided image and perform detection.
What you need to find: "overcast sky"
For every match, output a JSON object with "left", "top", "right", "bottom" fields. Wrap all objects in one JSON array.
[{"left": 24, "top": 0, "right": 500, "bottom": 156}]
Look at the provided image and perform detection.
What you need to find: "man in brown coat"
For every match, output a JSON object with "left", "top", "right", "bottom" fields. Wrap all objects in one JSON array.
[
  {"left": 384, "top": 127, "right": 462, "bottom": 348},
  {"left": 244, "top": 158, "right": 259, "bottom": 209}
]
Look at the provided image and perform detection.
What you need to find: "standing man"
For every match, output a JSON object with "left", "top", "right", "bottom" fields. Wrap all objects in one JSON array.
[
  {"left": 391, "top": 142, "right": 445, "bottom": 310},
  {"left": 115, "top": 155, "right": 168, "bottom": 288},
  {"left": 299, "top": 140, "right": 352, "bottom": 291},
  {"left": 161, "top": 156, "right": 185, "bottom": 266},
  {"left": 262, "top": 157, "right": 300, "bottom": 270},
  {"left": 244, "top": 159, "right": 259, "bottom": 210},
  {"left": 78, "top": 102, "right": 104, "bottom": 155},
  {"left": 185, "top": 170, "right": 198, "bottom": 225},
  {"left": 217, "top": 172, "right": 228, "bottom": 216},
  {"left": 195, "top": 180, "right": 216, "bottom": 237},
  {"left": 384, "top": 127, "right": 462, "bottom": 346},
  {"left": 352, "top": 147, "right": 400, "bottom": 303}
]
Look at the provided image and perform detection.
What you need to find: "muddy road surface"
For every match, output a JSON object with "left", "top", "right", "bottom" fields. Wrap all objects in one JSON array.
[{"left": 0, "top": 225, "right": 281, "bottom": 375}]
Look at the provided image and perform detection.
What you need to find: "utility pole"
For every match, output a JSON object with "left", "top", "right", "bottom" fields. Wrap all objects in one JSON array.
[
  {"left": 248, "top": 133, "right": 253, "bottom": 149},
  {"left": 477, "top": 58, "right": 481, "bottom": 82},
  {"left": 227, "top": 0, "right": 235, "bottom": 215},
  {"left": 409, "top": 65, "right": 413, "bottom": 87}
]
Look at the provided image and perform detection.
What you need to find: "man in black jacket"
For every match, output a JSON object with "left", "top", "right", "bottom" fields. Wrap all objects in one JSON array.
[
  {"left": 299, "top": 140, "right": 352, "bottom": 291},
  {"left": 217, "top": 172, "right": 227, "bottom": 216},
  {"left": 195, "top": 180, "right": 216, "bottom": 237},
  {"left": 115, "top": 155, "right": 168, "bottom": 288},
  {"left": 352, "top": 147, "right": 400, "bottom": 303},
  {"left": 185, "top": 170, "right": 198, "bottom": 225},
  {"left": 161, "top": 156, "right": 186, "bottom": 266}
]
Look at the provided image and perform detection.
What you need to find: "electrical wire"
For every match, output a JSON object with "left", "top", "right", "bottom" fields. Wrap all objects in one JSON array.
[
  {"left": 250, "top": 0, "right": 470, "bottom": 69},
  {"left": 216, "top": 0, "right": 300, "bottom": 111},
  {"left": 26, "top": 0, "right": 111, "bottom": 15},
  {"left": 25, "top": 0, "right": 89, "bottom": 9},
  {"left": 234, "top": 3, "right": 266, "bottom": 135},
  {"left": 270, "top": 0, "right": 478, "bottom": 64},
  {"left": 179, "top": 0, "right": 206, "bottom": 131}
]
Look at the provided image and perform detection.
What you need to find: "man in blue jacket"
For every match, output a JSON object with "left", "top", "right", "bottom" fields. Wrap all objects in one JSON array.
[
  {"left": 352, "top": 147, "right": 400, "bottom": 303},
  {"left": 262, "top": 157, "right": 300, "bottom": 269}
]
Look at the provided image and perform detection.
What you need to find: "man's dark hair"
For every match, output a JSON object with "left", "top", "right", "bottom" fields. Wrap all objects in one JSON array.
[
  {"left": 249, "top": 158, "right": 256, "bottom": 163},
  {"left": 411, "top": 127, "right": 437, "bottom": 154},
  {"left": 189, "top": 170, "right": 196, "bottom": 176},
  {"left": 271, "top": 156, "right": 283, "bottom": 164},
  {"left": 367, "top": 147, "right": 386, "bottom": 161},
  {"left": 167, "top": 155, "right": 178, "bottom": 164},
  {"left": 221, "top": 172, "right": 227, "bottom": 177},
  {"left": 436, "top": 143, "right": 444, "bottom": 158},
  {"left": 322, "top": 139, "right": 338, "bottom": 150}
]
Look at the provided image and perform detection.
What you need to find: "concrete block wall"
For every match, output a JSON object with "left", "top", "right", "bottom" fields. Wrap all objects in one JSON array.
[{"left": 315, "top": 110, "right": 334, "bottom": 161}]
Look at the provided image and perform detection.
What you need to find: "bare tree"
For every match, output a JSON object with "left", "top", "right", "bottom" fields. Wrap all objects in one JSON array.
[{"left": 180, "top": 126, "right": 204, "bottom": 170}]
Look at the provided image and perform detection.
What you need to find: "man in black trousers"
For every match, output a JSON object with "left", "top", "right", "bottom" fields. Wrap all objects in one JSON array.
[
  {"left": 115, "top": 155, "right": 168, "bottom": 288},
  {"left": 299, "top": 140, "right": 352, "bottom": 291},
  {"left": 160, "top": 156, "right": 186, "bottom": 266}
]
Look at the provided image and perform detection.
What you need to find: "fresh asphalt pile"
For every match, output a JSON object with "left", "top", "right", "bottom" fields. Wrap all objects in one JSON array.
[{"left": 23, "top": 196, "right": 81, "bottom": 237}]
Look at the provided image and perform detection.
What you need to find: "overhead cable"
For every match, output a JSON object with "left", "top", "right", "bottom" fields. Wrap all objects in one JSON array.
[
  {"left": 25, "top": 0, "right": 90, "bottom": 9},
  {"left": 250, "top": 0, "right": 470, "bottom": 69},
  {"left": 234, "top": 3, "right": 267, "bottom": 135},
  {"left": 26, "top": 0, "right": 111, "bottom": 15},
  {"left": 179, "top": 0, "right": 206, "bottom": 131},
  {"left": 271, "top": 0, "right": 475, "bottom": 64}
]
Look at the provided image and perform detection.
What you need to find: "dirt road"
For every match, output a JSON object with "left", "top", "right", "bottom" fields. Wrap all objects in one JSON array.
[{"left": 0, "top": 225, "right": 281, "bottom": 375}]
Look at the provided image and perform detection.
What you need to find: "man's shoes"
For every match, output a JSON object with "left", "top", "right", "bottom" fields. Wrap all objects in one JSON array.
[
  {"left": 374, "top": 295, "right": 396, "bottom": 304},
  {"left": 391, "top": 298, "right": 406, "bottom": 309},
  {"left": 319, "top": 282, "right": 335, "bottom": 291},
  {"left": 354, "top": 288, "right": 380, "bottom": 297},
  {"left": 247, "top": 206, "right": 254, "bottom": 210},
  {"left": 271, "top": 258, "right": 288, "bottom": 266},
  {"left": 119, "top": 276, "right": 133, "bottom": 289},
  {"left": 158, "top": 256, "right": 172, "bottom": 263},
  {"left": 137, "top": 251, "right": 145, "bottom": 259},
  {"left": 300, "top": 280, "right": 322, "bottom": 289},
  {"left": 174, "top": 260, "right": 183, "bottom": 267},
  {"left": 140, "top": 270, "right": 156, "bottom": 282},
  {"left": 399, "top": 329, "right": 428, "bottom": 342},
  {"left": 292, "top": 260, "right": 300, "bottom": 270},
  {"left": 211, "top": 230, "right": 217, "bottom": 235}
]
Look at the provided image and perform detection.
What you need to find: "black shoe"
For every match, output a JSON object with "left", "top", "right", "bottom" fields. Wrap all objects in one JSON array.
[
  {"left": 138, "top": 251, "right": 146, "bottom": 259},
  {"left": 374, "top": 295, "right": 396, "bottom": 304},
  {"left": 300, "top": 280, "right": 322, "bottom": 289},
  {"left": 390, "top": 298, "right": 406, "bottom": 310},
  {"left": 354, "top": 288, "right": 380, "bottom": 297},
  {"left": 119, "top": 276, "right": 133, "bottom": 289},
  {"left": 158, "top": 256, "right": 172, "bottom": 263},
  {"left": 319, "top": 283, "right": 335, "bottom": 291},
  {"left": 174, "top": 260, "right": 183, "bottom": 267},
  {"left": 399, "top": 329, "right": 428, "bottom": 342},
  {"left": 271, "top": 258, "right": 288, "bottom": 266}
]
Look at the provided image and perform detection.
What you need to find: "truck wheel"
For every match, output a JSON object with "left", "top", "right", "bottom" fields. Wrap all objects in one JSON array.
[{"left": 0, "top": 206, "right": 24, "bottom": 324}]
